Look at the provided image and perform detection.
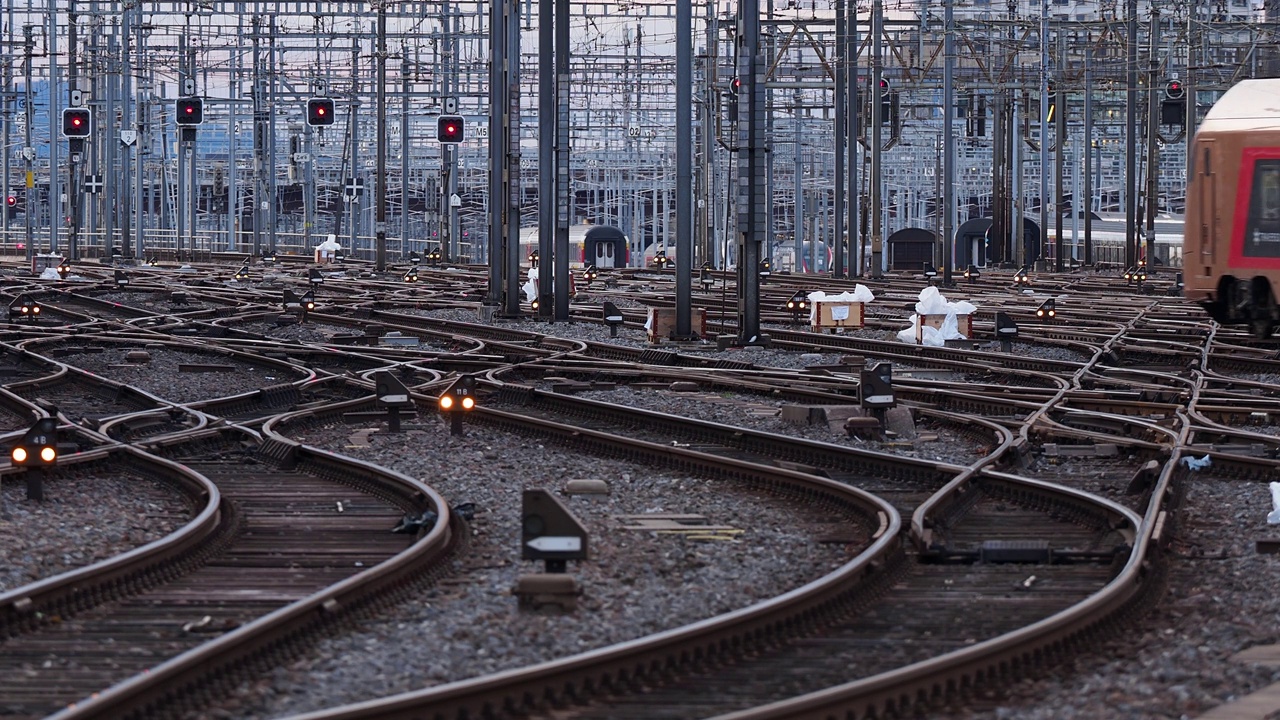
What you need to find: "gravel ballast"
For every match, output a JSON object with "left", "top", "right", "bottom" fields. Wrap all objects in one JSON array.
[
  {"left": 223, "top": 419, "right": 862, "bottom": 719},
  {"left": 0, "top": 468, "right": 190, "bottom": 593}
]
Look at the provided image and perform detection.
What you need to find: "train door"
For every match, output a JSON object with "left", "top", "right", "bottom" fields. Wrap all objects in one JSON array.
[
  {"left": 1198, "top": 140, "right": 1215, "bottom": 266},
  {"left": 594, "top": 240, "right": 617, "bottom": 269}
]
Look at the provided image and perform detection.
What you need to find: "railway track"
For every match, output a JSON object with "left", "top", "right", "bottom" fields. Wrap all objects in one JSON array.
[{"left": 0, "top": 259, "right": 1253, "bottom": 719}]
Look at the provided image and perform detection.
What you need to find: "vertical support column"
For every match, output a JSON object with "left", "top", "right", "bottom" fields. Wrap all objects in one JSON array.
[
  {"left": 67, "top": 0, "right": 80, "bottom": 261},
  {"left": 133, "top": 16, "right": 145, "bottom": 258},
  {"left": 942, "top": 0, "right": 955, "bottom": 284},
  {"left": 1038, "top": 0, "right": 1048, "bottom": 270},
  {"left": 1084, "top": 41, "right": 1093, "bottom": 265},
  {"left": 487, "top": 0, "right": 509, "bottom": 312},
  {"left": 1145, "top": 10, "right": 1160, "bottom": 267},
  {"left": 552, "top": 0, "right": 569, "bottom": 320},
  {"left": 735, "top": 0, "right": 767, "bottom": 345},
  {"left": 375, "top": 2, "right": 388, "bottom": 272},
  {"left": 446, "top": 6, "right": 459, "bottom": 261},
  {"left": 869, "top": 0, "right": 883, "bottom": 278},
  {"left": 848, "top": 5, "right": 859, "bottom": 276},
  {"left": 23, "top": 26, "right": 34, "bottom": 260},
  {"left": 1186, "top": 6, "right": 1197, "bottom": 180},
  {"left": 507, "top": 0, "right": 523, "bottom": 314},
  {"left": 187, "top": 46, "right": 198, "bottom": 260},
  {"left": 48, "top": 7, "right": 61, "bottom": 256},
  {"left": 793, "top": 88, "right": 803, "bottom": 271},
  {"left": 400, "top": 57, "right": 410, "bottom": 255},
  {"left": 704, "top": 3, "right": 718, "bottom": 268},
  {"left": 102, "top": 33, "right": 115, "bottom": 258},
  {"left": 537, "top": 0, "right": 554, "bottom": 316},
  {"left": 251, "top": 17, "right": 264, "bottom": 256},
  {"left": 834, "top": 0, "right": 846, "bottom": 278},
  {"left": 1, "top": 55, "right": 9, "bottom": 241},
  {"left": 1124, "top": 0, "right": 1138, "bottom": 269},
  {"left": 177, "top": 36, "right": 188, "bottom": 260},
  {"left": 348, "top": 37, "right": 361, "bottom": 252},
  {"left": 675, "top": 0, "right": 692, "bottom": 336},
  {"left": 1055, "top": 32, "right": 1066, "bottom": 272},
  {"left": 267, "top": 17, "right": 278, "bottom": 254}
]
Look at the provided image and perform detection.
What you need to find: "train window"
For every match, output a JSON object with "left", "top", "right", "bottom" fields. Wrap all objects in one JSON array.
[{"left": 1244, "top": 159, "right": 1280, "bottom": 258}]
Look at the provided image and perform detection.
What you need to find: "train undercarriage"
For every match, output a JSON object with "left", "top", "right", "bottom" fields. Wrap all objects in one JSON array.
[{"left": 1209, "top": 275, "right": 1278, "bottom": 338}]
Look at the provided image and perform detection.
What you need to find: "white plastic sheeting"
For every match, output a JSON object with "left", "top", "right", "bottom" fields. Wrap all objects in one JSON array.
[{"left": 898, "top": 287, "right": 976, "bottom": 346}]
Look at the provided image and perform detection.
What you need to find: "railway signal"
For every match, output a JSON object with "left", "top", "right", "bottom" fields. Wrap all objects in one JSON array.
[
  {"left": 403, "top": 266, "right": 419, "bottom": 283},
  {"left": 964, "top": 264, "right": 981, "bottom": 283},
  {"left": 995, "top": 311, "right": 1019, "bottom": 353},
  {"left": 1035, "top": 298, "right": 1057, "bottom": 320},
  {"left": 520, "top": 488, "right": 589, "bottom": 569},
  {"left": 175, "top": 97, "right": 204, "bottom": 126},
  {"left": 437, "top": 115, "right": 464, "bottom": 143},
  {"left": 8, "top": 295, "right": 40, "bottom": 323},
  {"left": 11, "top": 417, "right": 59, "bottom": 500},
  {"left": 1161, "top": 79, "right": 1186, "bottom": 126},
  {"left": 438, "top": 375, "right": 477, "bottom": 435},
  {"left": 582, "top": 264, "right": 599, "bottom": 286},
  {"left": 785, "top": 290, "right": 810, "bottom": 324},
  {"left": 602, "top": 301, "right": 625, "bottom": 337},
  {"left": 61, "top": 108, "right": 92, "bottom": 138},
  {"left": 374, "top": 370, "right": 414, "bottom": 433},
  {"left": 759, "top": 258, "right": 772, "bottom": 281},
  {"left": 1013, "top": 268, "right": 1031, "bottom": 286},
  {"left": 699, "top": 266, "right": 715, "bottom": 291},
  {"left": 306, "top": 97, "right": 335, "bottom": 126}
]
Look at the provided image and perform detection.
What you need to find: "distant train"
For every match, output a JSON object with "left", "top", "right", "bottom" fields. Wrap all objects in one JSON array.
[
  {"left": 1183, "top": 79, "right": 1280, "bottom": 337},
  {"left": 518, "top": 224, "right": 630, "bottom": 269}
]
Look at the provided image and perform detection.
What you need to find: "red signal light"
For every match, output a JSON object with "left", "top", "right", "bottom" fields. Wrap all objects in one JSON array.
[{"left": 6, "top": 196, "right": 14, "bottom": 208}]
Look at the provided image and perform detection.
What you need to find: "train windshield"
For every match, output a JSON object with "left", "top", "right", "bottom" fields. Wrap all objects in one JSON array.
[{"left": 1245, "top": 159, "right": 1280, "bottom": 258}]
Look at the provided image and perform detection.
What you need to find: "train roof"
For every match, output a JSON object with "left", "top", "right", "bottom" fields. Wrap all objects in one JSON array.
[
  {"left": 1199, "top": 79, "right": 1280, "bottom": 132},
  {"left": 519, "top": 224, "right": 629, "bottom": 244}
]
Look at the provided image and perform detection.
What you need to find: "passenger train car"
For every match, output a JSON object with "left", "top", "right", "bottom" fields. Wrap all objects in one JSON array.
[
  {"left": 518, "top": 224, "right": 629, "bottom": 269},
  {"left": 1184, "top": 79, "right": 1280, "bottom": 337}
]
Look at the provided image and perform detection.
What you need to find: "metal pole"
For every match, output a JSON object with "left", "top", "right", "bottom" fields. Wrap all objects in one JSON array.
[
  {"left": 869, "top": 0, "right": 883, "bottom": 277},
  {"left": 1084, "top": 40, "right": 1093, "bottom": 265},
  {"left": 537, "top": 0, "right": 554, "bottom": 315},
  {"left": 48, "top": 8, "right": 60, "bottom": 256},
  {"left": 1038, "top": 0, "right": 1049, "bottom": 270},
  {"left": 133, "top": 16, "right": 145, "bottom": 257},
  {"left": 552, "top": 0, "right": 569, "bottom": 319},
  {"left": 676, "top": 0, "right": 693, "bottom": 335},
  {"left": 942, "top": 0, "right": 955, "bottom": 284},
  {"left": 1, "top": 56, "right": 9, "bottom": 241},
  {"left": 1125, "top": 0, "right": 1139, "bottom": 269},
  {"left": 794, "top": 89, "right": 803, "bottom": 272},
  {"left": 736, "top": 0, "right": 767, "bottom": 344},
  {"left": 400, "top": 55, "right": 409, "bottom": 257},
  {"left": 267, "top": 16, "right": 278, "bottom": 254},
  {"left": 834, "top": 0, "right": 846, "bottom": 278},
  {"left": 177, "top": 37, "right": 187, "bottom": 260},
  {"left": 68, "top": 0, "right": 81, "bottom": 261},
  {"left": 375, "top": 4, "right": 388, "bottom": 272},
  {"left": 1145, "top": 9, "right": 1160, "bottom": 267},
  {"left": 24, "top": 26, "right": 34, "bottom": 260},
  {"left": 1055, "top": 32, "right": 1065, "bottom": 272},
  {"left": 848, "top": 4, "right": 858, "bottom": 276},
  {"left": 487, "top": 0, "right": 507, "bottom": 310}
]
